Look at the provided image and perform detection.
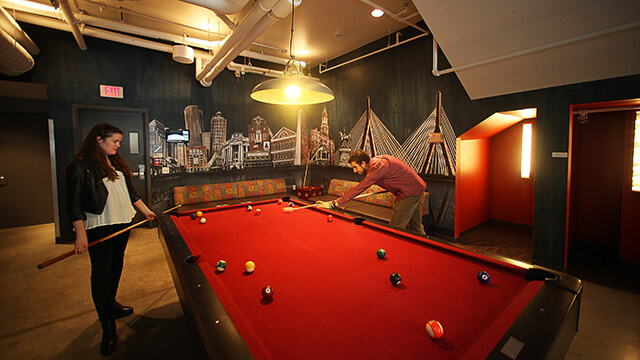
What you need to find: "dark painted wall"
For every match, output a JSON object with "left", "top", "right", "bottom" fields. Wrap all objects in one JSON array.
[{"left": 3, "top": 22, "right": 640, "bottom": 269}]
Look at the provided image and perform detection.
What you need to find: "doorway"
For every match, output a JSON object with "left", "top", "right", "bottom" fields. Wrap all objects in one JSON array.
[
  {"left": 566, "top": 99, "right": 640, "bottom": 292},
  {"left": 72, "top": 105, "right": 151, "bottom": 223}
]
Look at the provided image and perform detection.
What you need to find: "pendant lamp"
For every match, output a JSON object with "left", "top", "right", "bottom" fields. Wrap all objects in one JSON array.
[
  {"left": 250, "top": 59, "right": 334, "bottom": 105},
  {"left": 250, "top": 0, "right": 334, "bottom": 105}
]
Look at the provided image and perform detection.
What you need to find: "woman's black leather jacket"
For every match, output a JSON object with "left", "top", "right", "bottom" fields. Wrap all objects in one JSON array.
[{"left": 66, "top": 158, "right": 140, "bottom": 222}]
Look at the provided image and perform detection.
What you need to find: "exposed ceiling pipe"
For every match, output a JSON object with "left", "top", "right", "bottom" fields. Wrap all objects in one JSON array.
[
  {"left": 57, "top": 0, "right": 87, "bottom": 50},
  {"left": 0, "top": 26, "right": 33, "bottom": 75},
  {"left": 227, "top": 61, "right": 283, "bottom": 78},
  {"left": 359, "top": 0, "right": 428, "bottom": 34},
  {"left": 195, "top": 0, "right": 280, "bottom": 82},
  {"left": 14, "top": 11, "right": 211, "bottom": 61},
  {"left": 200, "top": 0, "right": 299, "bottom": 86},
  {"left": 9, "top": 2, "right": 290, "bottom": 67},
  {"left": 0, "top": 6, "right": 39, "bottom": 54},
  {"left": 179, "top": 0, "right": 251, "bottom": 15},
  {"left": 319, "top": 31, "right": 428, "bottom": 74},
  {"left": 13, "top": 9, "right": 290, "bottom": 69}
]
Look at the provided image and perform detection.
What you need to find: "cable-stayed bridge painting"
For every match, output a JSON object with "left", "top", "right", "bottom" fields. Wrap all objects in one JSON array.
[{"left": 335, "top": 93, "right": 457, "bottom": 233}]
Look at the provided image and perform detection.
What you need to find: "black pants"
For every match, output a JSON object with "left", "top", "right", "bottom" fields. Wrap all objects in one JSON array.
[{"left": 87, "top": 223, "right": 131, "bottom": 321}]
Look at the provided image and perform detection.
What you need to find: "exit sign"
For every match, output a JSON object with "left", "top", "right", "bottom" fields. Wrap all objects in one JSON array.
[{"left": 100, "top": 85, "right": 123, "bottom": 98}]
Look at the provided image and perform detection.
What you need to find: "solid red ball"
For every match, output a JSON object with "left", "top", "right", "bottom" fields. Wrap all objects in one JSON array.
[{"left": 327, "top": 215, "right": 333, "bottom": 222}]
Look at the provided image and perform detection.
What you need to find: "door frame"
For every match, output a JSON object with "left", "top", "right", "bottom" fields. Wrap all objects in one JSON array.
[{"left": 71, "top": 104, "right": 152, "bottom": 214}]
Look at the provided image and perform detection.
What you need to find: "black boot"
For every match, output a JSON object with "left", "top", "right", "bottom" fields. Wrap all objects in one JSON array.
[
  {"left": 100, "top": 318, "right": 117, "bottom": 356},
  {"left": 111, "top": 301, "right": 133, "bottom": 319}
]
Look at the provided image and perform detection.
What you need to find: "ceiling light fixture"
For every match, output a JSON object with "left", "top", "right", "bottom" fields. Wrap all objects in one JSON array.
[
  {"left": 250, "top": 0, "right": 334, "bottom": 105},
  {"left": 371, "top": 8, "right": 384, "bottom": 18}
]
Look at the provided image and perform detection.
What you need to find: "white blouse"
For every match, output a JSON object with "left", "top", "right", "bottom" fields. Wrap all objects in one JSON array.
[{"left": 85, "top": 170, "right": 137, "bottom": 230}]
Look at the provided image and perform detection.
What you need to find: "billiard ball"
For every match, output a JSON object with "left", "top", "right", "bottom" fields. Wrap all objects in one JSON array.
[
  {"left": 426, "top": 320, "right": 444, "bottom": 339},
  {"left": 245, "top": 261, "right": 255, "bottom": 273},
  {"left": 390, "top": 272, "right": 401, "bottom": 285},
  {"left": 278, "top": 199, "right": 283, "bottom": 205},
  {"left": 199, "top": 217, "right": 207, "bottom": 224},
  {"left": 327, "top": 215, "right": 333, "bottom": 222},
  {"left": 288, "top": 202, "right": 294, "bottom": 207},
  {"left": 261, "top": 286, "right": 273, "bottom": 299},
  {"left": 216, "top": 260, "right": 227, "bottom": 272},
  {"left": 255, "top": 208, "right": 261, "bottom": 215},
  {"left": 246, "top": 205, "right": 252, "bottom": 211},
  {"left": 190, "top": 213, "right": 197, "bottom": 220},
  {"left": 196, "top": 211, "right": 203, "bottom": 217},
  {"left": 477, "top": 271, "right": 490, "bottom": 284},
  {"left": 377, "top": 248, "right": 386, "bottom": 259}
]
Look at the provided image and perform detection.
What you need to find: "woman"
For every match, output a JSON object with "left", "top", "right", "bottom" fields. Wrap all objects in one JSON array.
[{"left": 66, "top": 123, "right": 155, "bottom": 356}]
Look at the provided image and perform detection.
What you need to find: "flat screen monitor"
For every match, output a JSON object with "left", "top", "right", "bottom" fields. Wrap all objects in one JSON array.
[{"left": 167, "top": 129, "right": 189, "bottom": 142}]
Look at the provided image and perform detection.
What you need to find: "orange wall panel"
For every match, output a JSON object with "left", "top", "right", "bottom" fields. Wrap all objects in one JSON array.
[
  {"left": 491, "top": 122, "right": 535, "bottom": 226},
  {"left": 455, "top": 138, "right": 491, "bottom": 237}
]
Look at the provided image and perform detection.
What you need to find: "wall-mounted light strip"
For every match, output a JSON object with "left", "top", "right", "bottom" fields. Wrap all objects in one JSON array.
[
  {"left": 521, "top": 123, "right": 532, "bottom": 178},
  {"left": 633, "top": 111, "right": 640, "bottom": 192}
]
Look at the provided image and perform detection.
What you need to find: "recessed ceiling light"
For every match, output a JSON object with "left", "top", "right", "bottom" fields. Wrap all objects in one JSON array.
[{"left": 371, "top": 9, "right": 384, "bottom": 18}]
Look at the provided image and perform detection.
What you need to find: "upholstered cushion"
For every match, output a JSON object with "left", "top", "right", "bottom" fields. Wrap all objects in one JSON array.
[{"left": 174, "top": 178, "right": 287, "bottom": 206}]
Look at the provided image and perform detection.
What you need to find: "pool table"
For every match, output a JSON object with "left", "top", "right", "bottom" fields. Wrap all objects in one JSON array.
[{"left": 158, "top": 198, "right": 582, "bottom": 360}]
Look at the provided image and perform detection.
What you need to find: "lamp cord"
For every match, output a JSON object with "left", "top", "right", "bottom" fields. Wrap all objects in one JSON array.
[{"left": 289, "top": 0, "right": 294, "bottom": 60}]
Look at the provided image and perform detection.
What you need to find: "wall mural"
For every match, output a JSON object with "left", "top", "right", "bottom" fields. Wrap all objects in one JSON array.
[{"left": 148, "top": 92, "right": 457, "bottom": 233}]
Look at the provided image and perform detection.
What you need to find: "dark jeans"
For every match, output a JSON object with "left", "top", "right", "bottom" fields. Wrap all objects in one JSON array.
[{"left": 87, "top": 223, "right": 131, "bottom": 321}]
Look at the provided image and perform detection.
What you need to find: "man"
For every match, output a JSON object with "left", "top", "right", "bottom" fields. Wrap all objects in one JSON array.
[{"left": 317, "top": 150, "right": 427, "bottom": 235}]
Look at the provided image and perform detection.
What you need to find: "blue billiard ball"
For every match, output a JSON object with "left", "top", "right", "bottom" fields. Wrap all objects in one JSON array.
[
  {"left": 477, "top": 271, "right": 490, "bottom": 284},
  {"left": 288, "top": 202, "right": 294, "bottom": 207},
  {"left": 190, "top": 213, "right": 197, "bottom": 220}
]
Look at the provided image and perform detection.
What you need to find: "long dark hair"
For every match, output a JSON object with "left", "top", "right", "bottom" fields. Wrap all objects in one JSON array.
[{"left": 73, "top": 123, "right": 131, "bottom": 180}]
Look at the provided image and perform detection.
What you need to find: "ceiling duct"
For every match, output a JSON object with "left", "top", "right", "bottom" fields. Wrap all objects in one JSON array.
[
  {"left": 200, "top": 0, "right": 299, "bottom": 87},
  {"left": 0, "top": 5, "right": 37, "bottom": 76},
  {"left": 57, "top": 0, "right": 86, "bottom": 50},
  {"left": 195, "top": 0, "right": 280, "bottom": 83}
]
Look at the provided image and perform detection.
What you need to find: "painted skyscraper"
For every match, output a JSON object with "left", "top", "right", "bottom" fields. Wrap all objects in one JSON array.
[{"left": 184, "top": 105, "right": 204, "bottom": 147}]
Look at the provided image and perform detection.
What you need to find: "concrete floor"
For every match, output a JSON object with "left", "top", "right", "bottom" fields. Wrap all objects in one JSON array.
[{"left": 1, "top": 223, "right": 638, "bottom": 359}]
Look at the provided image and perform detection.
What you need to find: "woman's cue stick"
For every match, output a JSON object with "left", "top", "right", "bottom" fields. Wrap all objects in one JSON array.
[{"left": 37, "top": 205, "right": 181, "bottom": 270}]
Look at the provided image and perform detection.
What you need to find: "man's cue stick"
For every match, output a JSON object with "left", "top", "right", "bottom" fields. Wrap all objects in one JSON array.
[
  {"left": 37, "top": 205, "right": 181, "bottom": 269},
  {"left": 292, "top": 190, "right": 390, "bottom": 212}
]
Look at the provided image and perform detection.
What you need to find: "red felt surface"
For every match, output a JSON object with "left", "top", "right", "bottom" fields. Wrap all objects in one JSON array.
[{"left": 173, "top": 200, "right": 541, "bottom": 360}]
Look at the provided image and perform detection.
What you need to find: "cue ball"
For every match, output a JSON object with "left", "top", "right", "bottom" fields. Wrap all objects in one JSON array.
[
  {"left": 477, "top": 271, "right": 490, "bottom": 284},
  {"left": 255, "top": 208, "right": 261, "bottom": 215},
  {"left": 261, "top": 286, "right": 273, "bottom": 299},
  {"left": 245, "top": 261, "right": 256, "bottom": 273},
  {"left": 377, "top": 248, "right": 386, "bottom": 259},
  {"left": 196, "top": 211, "right": 203, "bottom": 217},
  {"left": 190, "top": 213, "right": 197, "bottom": 220},
  {"left": 426, "top": 320, "right": 444, "bottom": 339},
  {"left": 199, "top": 217, "right": 207, "bottom": 224},
  {"left": 327, "top": 215, "right": 333, "bottom": 222},
  {"left": 246, "top": 205, "right": 252, "bottom": 211},
  {"left": 390, "top": 272, "right": 401, "bottom": 285},
  {"left": 216, "top": 260, "right": 227, "bottom": 272}
]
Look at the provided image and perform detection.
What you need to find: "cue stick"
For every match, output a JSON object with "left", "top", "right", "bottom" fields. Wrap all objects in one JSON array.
[
  {"left": 36, "top": 205, "right": 181, "bottom": 270},
  {"left": 353, "top": 190, "right": 389, "bottom": 200},
  {"left": 286, "top": 203, "right": 322, "bottom": 212},
  {"left": 288, "top": 190, "right": 390, "bottom": 213}
]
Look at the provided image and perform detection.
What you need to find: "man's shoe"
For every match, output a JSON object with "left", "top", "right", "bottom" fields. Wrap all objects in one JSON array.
[
  {"left": 100, "top": 319, "right": 117, "bottom": 356},
  {"left": 111, "top": 301, "right": 133, "bottom": 319}
]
